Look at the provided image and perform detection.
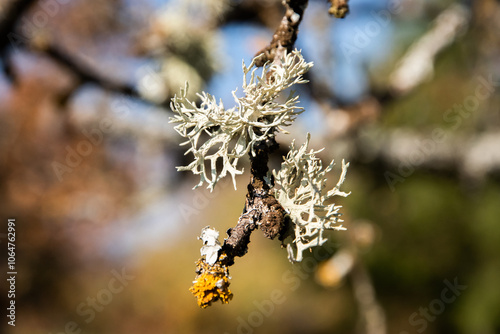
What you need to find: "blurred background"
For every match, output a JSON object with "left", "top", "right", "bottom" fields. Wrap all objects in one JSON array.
[{"left": 1, "top": 0, "right": 499, "bottom": 333}]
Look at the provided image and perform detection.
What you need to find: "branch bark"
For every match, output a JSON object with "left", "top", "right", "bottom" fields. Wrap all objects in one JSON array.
[
  {"left": 222, "top": 137, "right": 288, "bottom": 265},
  {"left": 254, "top": 0, "right": 309, "bottom": 67},
  {"left": 0, "top": 0, "right": 38, "bottom": 80}
]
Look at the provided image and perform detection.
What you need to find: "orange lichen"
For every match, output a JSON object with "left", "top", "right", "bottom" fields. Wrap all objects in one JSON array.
[{"left": 189, "top": 255, "right": 233, "bottom": 308}]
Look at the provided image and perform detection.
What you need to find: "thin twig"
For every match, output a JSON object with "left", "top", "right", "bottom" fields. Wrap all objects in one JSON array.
[
  {"left": 254, "top": 0, "right": 309, "bottom": 67},
  {"left": 43, "top": 44, "right": 148, "bottom": 101}
]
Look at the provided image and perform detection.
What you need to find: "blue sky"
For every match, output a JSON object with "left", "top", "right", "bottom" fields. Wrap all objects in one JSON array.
[{"left": 206, "top": 0, "right": 395, "bottom": 105}]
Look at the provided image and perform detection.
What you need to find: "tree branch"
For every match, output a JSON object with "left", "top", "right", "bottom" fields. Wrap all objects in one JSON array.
[
  {"left": 254, "top": 0, "right": 309, "bottom": 67},
  {"left": 42, "top": 43, "right": 152, "bottom": 104},
  {"left": 0, "top": 0, "right": 38, "bottom": 81},
  {"left": 222, "top": 137, "right": 288, "bottom": 265},
  {"left": 0, "top": 0, "right": 162, "bottom": 107},
  {"left": 15, "top": 41, "right": 173, "bottom": 110},
  {"left": 0, "top": 0, "right": 37, "bottom": 53}
]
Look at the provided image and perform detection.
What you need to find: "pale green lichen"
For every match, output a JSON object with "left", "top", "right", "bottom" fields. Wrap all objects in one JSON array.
[
  {"left": 273, "top": 133, "right": 350, "bottom": 262},
  {"left": 170, "top": 50, "right": 313, "bottom": 191}
]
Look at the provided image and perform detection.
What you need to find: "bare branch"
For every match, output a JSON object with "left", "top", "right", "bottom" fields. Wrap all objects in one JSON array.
[
  {"left": 0, "top": 0, "right": 38, "bottom": 80},
  {"left": 42, "top": 44, "right": 147, "bottom": 103},
  {"left": 0, "top": 0, "right": 37, "bottom": 53}
]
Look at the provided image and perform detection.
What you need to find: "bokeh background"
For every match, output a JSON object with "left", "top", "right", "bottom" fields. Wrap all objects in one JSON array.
[{"left": 1, "top": 0, "right": 499, "bottom": 333}]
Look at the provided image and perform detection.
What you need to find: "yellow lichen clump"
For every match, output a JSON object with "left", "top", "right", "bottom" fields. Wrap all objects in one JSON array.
[
  {"left": 328, "top": 0, "right": 349, "bottom": 18},
  {"left": 189, "top": 255, "right": 233, "bottom": 308}
]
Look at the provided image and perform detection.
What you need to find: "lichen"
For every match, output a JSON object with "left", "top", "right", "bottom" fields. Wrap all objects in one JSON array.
[
  {"left": 179, "top": 49, "right": 351, "bottom": 309},
  {"left": 189, "top": 254, "right": 233, "bottom": 308},
  {"left": 170, "top": 50, "right": 313, "bottom": 191},
  {"left": 328, "top": 0, "right": 350, "bottom": 18},
  {"left": 199, "top": 226, "right": 222, "bottom": 265},
  {"left": 273, "top": 133, "right": 350, "bottom": 262}
]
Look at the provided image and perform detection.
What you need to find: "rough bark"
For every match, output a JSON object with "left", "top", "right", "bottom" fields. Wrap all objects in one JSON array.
[
  {"left": 254, "top": 0, "right": 309, "bottom": 67},
  {"left": 221, "top": 137, "right": 288, "bottom": 265}
]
